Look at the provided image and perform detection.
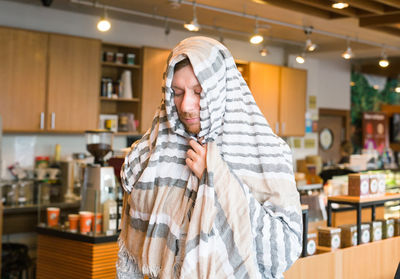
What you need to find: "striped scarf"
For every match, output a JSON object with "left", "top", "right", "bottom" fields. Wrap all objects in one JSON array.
[{"left": 117, "top": 36, "right": 302, "bottom": 279}]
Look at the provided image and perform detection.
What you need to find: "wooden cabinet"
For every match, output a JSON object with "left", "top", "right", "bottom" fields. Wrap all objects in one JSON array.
[
  {"left": 244, "top": 61, "right": 307, "bottom": 137},
  {"left": 47, "top": 34, "right": 101, "bottom": 132},
  {"left": 99, "top": 43, "right": 142, "bottom": 134},
  {"left": 280, "top": 67, "right": 307, "bottom": 137},
  {"left": 0, "top": 27, "right": 101, "bottom": 133},
  {"left": 141, "top": 47, "right": 170, "bottom": 133},
  {"left": 0, "top": 27, "right": 48, "bottom": 132},
  {"left": 248, "top": 62, "right": 280, "bottom": 134}
]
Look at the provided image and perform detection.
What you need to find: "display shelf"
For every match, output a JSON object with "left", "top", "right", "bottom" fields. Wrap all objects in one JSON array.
[
  {"left": 99, "top": 42, "right": 143, "bottom": 132},
  {"left": 101, "top": 61, "right": 140, "bottom": 69},
  {"left": 100, "top": 97, "right": 140, "bottom": 102},
  {"left": 327, "top": 193, "right": 400, "bottom": 244},
  {"left": 284, "top": 236, "right": 400, "bottom": 279}
]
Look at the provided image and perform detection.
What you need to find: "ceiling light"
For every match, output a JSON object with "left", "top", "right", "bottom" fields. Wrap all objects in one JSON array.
[
  {"left": 304, "top": 26, "right": 317, "bottom": 52},
  {"left": 250, "top": 32, "right": 263, "bottom": 44},
  {"left": 395, "top": 87, "right": 400, "bottom": 93},
  {"left": 342, "top": 47, "right": 353, "bottom": 59},
  {"left": 250, "top": 17, "right": 264, "bottom": 44},
  {"left": 168, "top": 0, "right": 181, "bottom": 9},
  {"left": 379, "top": 51, "right": 389, "bottom": 68},
  {"left": 184, "top": 2, "right": 200, "bottom": 32},
  {"left": 332, "top": 2, "right": 349, "bottom": 9},
  {"left": 305, "top": 38, "right": 318, "bottom": 52},
  {"left": 296, "top": 53, "right": 305, "bottom": 64},
  {"left": 259, "top": 47, "right": 269, "bottom": 56},
  {"left": 97, "top": 8, "right": 111, "bottom": 32}
]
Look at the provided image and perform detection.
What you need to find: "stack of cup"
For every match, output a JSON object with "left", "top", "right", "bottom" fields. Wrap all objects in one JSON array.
[
  {"left": 47, "top": 207, "right": 60, "bottom": 227},
  {"left": 68, "top": 214, "right": 79, "bottom": 233},
  {"left": 79, "top": 211, "right": 94, "bottom": 234}
]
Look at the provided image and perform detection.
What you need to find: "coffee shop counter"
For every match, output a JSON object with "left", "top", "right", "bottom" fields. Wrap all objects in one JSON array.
[{"left": 36, "top": 226, "right": 119, "bottom": 279}]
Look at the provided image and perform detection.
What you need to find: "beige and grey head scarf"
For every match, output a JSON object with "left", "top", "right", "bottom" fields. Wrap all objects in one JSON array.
[{"left": 117, "top": 36, "right": 302, "bottom": 279}]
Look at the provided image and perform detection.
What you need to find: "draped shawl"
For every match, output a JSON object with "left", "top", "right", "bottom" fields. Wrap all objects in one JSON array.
[{"left": 117, "top": 36, "right": 302, "bottom": 279}]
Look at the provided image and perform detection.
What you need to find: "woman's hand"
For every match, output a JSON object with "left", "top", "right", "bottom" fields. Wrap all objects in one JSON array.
[{"left": 186, "top": 139, "right": 207, "bottom": 179}]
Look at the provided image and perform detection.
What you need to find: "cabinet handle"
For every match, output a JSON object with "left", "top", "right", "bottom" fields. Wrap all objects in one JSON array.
[
  {"left": 282, "top": 122, "right": 286, "bottom": 134},
  {"left": 275, "top": 122, "right": 280, "bottom": 134},
  {"left": 51, "top": 112, "right": 56, "bottom": 129},
  {"left": 40, "top": 112, "right": 44, "bottom": 130}
]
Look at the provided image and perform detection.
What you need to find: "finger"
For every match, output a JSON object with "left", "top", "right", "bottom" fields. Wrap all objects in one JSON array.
[
  {"left": 186, "top": 157, "right": 195, "bottom": 171},
  {"left": 189, "top": 139, "right": 205, "bottom": 155},
  {"left": 186, "top": 149, "right": 199, "bottom": 161}
]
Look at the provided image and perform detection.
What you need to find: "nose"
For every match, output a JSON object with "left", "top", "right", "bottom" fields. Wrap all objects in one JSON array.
[{"left": 181, "top": 89, "right": 196, "bottom": 112}]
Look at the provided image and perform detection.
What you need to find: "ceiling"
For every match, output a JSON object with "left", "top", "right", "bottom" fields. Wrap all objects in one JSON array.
[{"left": 8, "top": 0, "right": 400, "bottom": 71}]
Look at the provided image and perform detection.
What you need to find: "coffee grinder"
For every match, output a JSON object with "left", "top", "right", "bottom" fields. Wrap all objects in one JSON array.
[{"left": 80, "top": 130, "right": 116, "bottom": 212}]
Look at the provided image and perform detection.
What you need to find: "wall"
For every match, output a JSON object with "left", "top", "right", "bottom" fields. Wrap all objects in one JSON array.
[
  {"left": 287, "top": 55, "right": 351, "bottom": 168},
  {"left": 0, "top": 1, "right": 351, "bottom": 176}
]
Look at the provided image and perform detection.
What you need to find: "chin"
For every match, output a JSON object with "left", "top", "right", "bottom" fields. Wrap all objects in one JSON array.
[{"left": 185, "top": 125, "right": 200, "bottom": 134}]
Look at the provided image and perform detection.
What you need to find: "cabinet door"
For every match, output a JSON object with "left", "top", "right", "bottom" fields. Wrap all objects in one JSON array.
[
  {"left": 141, "top": 47, "right": 170, "bottom": 133},
  {"left": 0, "top": 27, "right": 47, "bottom": 132},
  {"left": 280, "top": 67, "right": 306, "bottom": 137},
  {"left": 248, "top": 62, "right": 280, "bottom": 133},
  {"left": 47, "top": 34, "right": 100, "bottom": 132}
]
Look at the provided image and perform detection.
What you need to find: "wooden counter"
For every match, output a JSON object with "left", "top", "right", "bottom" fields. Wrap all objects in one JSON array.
[
  {"left": 36, "top": 228, "right": 119, "bottom": 279},
  {"left": 284, "top": 236, "right": 400, "bottom": 279}
]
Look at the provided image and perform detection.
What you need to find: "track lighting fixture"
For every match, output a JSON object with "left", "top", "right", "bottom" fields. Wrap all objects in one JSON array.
[
  {"left": 184, "top": 1, "right": 200, "bottom": 32},
  {"left": 341, "top": 40, "right": 353, "bottom": 60},
  {"left": 332, "top": 1, "right": 349, "bottom": 9},
  {"left": 379, "top": 50, "right": 389, "bottom": 68},
  {"left": 168, "top": 0, "right": 182, "bottom": 9},
  {"left": 259, "top": 46, "right": 269, "bottom": 56},
  {"left": 97, "top": 7, "right": 111, "bottom": 32},
  {"left": 250, "top": 18, "right": 264, "bottom": 44},
  {"left": 296, "top": 53, "right": 305, "bottom": 64},
  {"left": 304, "top": 26, "right": 317, "bottom": 52}
]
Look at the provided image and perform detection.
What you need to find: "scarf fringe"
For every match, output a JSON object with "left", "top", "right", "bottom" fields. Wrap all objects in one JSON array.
[{"left": 118, "top": 238, "right": 162, "bottom": 278}]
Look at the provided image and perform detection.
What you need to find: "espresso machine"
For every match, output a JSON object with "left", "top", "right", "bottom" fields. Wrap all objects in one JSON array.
[{"left": 80, "top": 130, "right": 116, "bottom": 212}]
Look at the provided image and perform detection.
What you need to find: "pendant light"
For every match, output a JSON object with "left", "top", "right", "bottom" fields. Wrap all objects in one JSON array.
[
  {"left": 97, "top": 7, "right": 111, "bottom": 32},
  {"left": 184, "top": 1, "right": 200, "bottom": 32}
]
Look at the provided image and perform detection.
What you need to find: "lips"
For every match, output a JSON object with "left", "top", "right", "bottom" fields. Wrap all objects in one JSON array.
[{"left": 184, "top": 118, "right": 200, "bottom": 124}]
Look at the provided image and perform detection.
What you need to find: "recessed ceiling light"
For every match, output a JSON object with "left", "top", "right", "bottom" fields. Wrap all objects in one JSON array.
[{"left": 332, "top": 2, "right": 349, "bottom": 9}]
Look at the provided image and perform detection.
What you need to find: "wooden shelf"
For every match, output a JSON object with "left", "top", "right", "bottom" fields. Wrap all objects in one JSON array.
[
  {"left": 101, "top": 62, "right": 140, "bottom": 69},
  {"left": 100, "top": 97, "right": 140, "bottom": 102},
  {"left": 115, "top": 131, "right": 140, "bottom": 136}
]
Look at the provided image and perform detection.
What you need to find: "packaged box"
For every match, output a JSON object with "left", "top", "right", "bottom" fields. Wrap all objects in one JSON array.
[
  {"left": 381, "top": 219, "right": 395, "bottom": 239},
  {"left": 348, "top": 173, "right": 369, "bottom": 197},
  {"left": 368, "top": 173, "right": 379, "bottom": 196},
  {"left": 369, "top": 221, "right": 382, "bottom": 242},
  {"left": 318, "top": 227, "right": 341, "bottom": 249},
  {"left": 305, "top": 233, "right": 317, "bottom": 256},
  {"left": 339, "top": 224, "right": 357, "bottom": 247},
  {"left": 361, "top": 223, "right": 371, "bottom": 244},
  {"left": 377, "top": 173, "right": 386, "bottom": 195},
  {"left": 392, "top": 218, "right": 400, "bottom": 236}
]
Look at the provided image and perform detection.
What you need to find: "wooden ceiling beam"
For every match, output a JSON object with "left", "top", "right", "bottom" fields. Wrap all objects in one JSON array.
[
  {"left": 347, "top": 0, "right": 387, "bottom": 14},
  {"left": 359, "top": 11, "right": 400, "bottom": 26},
  {"left": 374, "top": 0, "right": 400, "bottom": 9},
  {"left": 259, "top": 0, "right": 337, "bottom": 19},
  {"left": 367, "top": 26, "right": 400, "bottom": 37},
  {"left": 290, "top": 0, "right": 366, "bottom": 17}
]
